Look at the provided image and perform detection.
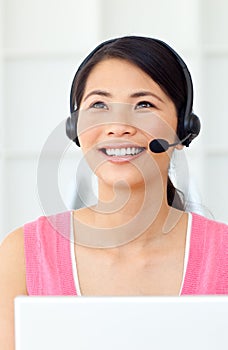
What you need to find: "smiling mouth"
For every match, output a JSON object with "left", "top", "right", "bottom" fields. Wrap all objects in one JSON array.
[{"left": 100, "top": 147, "right": 145, "bottom": 157}]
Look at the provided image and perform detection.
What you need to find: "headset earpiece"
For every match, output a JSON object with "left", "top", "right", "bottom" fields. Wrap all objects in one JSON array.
[
  {"left": 66, "top": 110, "right": 80, "bottom": 146},
  {"left": 182, "top": 112, "right": 201, "bottom": 147}
]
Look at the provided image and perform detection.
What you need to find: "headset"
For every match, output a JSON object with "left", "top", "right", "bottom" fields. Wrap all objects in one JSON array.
[{"left": 66, "top": 37, "right": 200, "bottom": 148}]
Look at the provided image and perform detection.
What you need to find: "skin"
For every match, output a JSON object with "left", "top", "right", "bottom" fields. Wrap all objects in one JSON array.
[{"left": 0, "top": 57, "right": 188, "bottom": 349}]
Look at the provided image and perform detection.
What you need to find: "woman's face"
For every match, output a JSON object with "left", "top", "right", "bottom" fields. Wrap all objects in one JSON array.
[{"left": 78, "top": 58, "right": 179, "bottom": 188}]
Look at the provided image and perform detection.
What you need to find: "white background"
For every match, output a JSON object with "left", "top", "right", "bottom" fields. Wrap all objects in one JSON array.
[{"left": 1, "top": 0, "right": 228, "bottom": 239}]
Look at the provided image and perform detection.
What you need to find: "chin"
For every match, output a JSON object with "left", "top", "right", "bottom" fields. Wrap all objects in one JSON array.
[{"left": 95, "top": 164, "right": 148, "bottom": 189}]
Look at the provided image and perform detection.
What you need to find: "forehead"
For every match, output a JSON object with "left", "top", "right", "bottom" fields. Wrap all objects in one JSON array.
[{"left": 83, "top": 58, "right": 167, "bottom": 97}]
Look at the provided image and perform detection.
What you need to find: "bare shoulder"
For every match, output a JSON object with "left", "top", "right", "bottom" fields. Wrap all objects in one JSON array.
[{"left": 0, "top": 227, "right": 27, "bottom": 350}]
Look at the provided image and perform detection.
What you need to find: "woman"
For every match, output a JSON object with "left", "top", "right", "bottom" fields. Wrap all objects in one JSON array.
[{"left": 0, "top": 36, "right": 227, "bottom": 349}]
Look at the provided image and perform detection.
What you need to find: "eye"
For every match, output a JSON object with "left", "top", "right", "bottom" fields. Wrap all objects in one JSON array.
[
  {"left": 90, "top": 101, "right": 108, "bottom": 109},
  {"left": 135, "top": 101, "right": 155, "bottom": 109}
]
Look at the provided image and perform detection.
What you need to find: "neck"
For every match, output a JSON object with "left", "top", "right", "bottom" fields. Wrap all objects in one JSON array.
[
  {"left": 93, "top": 177, "right": 181, "bottom": 242},
  {"left": 95, "top": 178, "right": 163, "bottom": 218},
  {"left": 74, "top": 176, "right": 186, "bottom": 248}
]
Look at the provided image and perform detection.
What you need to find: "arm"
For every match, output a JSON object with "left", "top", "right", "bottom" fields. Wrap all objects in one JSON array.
[{"left": 0, "top": 228, "right": 28, "bottom": 350}]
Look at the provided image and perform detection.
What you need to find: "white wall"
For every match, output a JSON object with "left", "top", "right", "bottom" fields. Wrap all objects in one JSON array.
[
  {"left": 200, "top": 0, "right": 228, "bottom": 221},
  {"left": 1, "top": 0, "right": 228, "bottom": 239},
  {"left": 1, "top": 0, "right": 102, "bottom": 236}
]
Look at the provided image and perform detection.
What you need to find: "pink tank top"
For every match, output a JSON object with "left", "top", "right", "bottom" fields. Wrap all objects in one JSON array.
[
  {"left": 24, "top": 211, "right": 76, "bottom": 295},
  {"left": 23, "top": 211, "right": 228, "bottom": 295}
]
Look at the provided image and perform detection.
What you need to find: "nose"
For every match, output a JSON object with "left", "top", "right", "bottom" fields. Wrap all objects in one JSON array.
[{"left": 105, "top": 122, "right": 137, "bottom": 137}]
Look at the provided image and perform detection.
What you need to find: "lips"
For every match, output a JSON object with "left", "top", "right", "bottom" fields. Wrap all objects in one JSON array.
[
  {"left": 100, "top": 146, "right": 145, "bottom": 157},
  {"left": 98, "top": 144, "right": 146, "bottom": 162}
]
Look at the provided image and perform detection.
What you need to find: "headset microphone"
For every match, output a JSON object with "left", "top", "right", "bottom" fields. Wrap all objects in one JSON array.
[{"left": 149, "top": 134, "right": 192, "bottom": 153}]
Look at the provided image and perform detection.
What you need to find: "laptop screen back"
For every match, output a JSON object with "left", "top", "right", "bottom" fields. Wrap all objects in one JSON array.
[{"left": 15, "top": 296, "right": 228, "bottom": 350}]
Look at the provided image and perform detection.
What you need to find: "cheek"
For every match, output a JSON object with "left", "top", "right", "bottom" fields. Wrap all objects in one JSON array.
[
  {"left": 77, "top": 110, "right": 105, "bottom": 150},
  {"left": 78, "top": 126, "right": 107, "bottom": 173},
  {"left": 141, "top": 117, "right": 178, "bottom": 143},
  {"left": 79, "top": 127, "right": 101, "bottom": 150}
]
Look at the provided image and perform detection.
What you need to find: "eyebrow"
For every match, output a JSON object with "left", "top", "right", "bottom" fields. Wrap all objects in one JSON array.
[
  {"left": 83, "top": 90, "right": 112, "bottom": 101},
  {"left": 82, "top": 89, "right": 164, "bottom": 103},
  {"left": 129, "top": 91, "right": 164, "bottom": 103}
]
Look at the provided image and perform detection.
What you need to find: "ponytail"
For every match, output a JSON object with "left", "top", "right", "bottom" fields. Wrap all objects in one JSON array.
[{"left": 167, "top": 177, "right": 185, "bottom": 211}]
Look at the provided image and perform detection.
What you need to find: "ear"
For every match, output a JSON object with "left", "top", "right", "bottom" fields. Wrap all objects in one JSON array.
[{"left": 175, "top": 143, "right": 184, "bottom": 150}]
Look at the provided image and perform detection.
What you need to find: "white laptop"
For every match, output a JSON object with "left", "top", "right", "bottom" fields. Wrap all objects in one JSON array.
[{"left": 15, "top": 296, "right": 228, "bottom": 350}]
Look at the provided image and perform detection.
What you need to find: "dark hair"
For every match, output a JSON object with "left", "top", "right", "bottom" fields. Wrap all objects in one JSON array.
[{"left": 71, "top": 36, "right": 187, "bottom": 210}]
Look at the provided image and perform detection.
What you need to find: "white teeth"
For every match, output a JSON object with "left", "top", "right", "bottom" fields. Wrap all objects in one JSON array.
[
  {"left": 106, "top": 149, "right": 112, "bottom": 156},
  {"left": 104, "top": 147, "right": 144, "bottom": 156}
]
